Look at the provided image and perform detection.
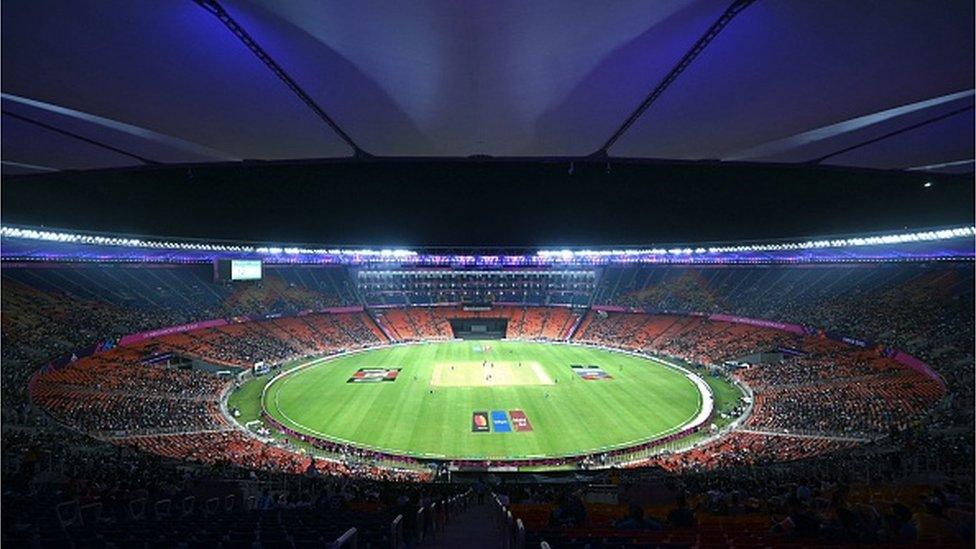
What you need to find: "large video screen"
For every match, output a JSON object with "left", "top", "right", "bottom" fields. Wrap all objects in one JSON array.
[
  {"left": 231, "top": 260, "right": 262, "bottom": 280},
  {"left": 215, "top": 259, "right": 262, "bottom": 281}
]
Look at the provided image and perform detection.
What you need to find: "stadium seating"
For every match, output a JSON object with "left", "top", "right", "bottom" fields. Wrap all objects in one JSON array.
[
  {"left": 3, "top": 260, "right": 973, "bottom": 547},
  {"left": 372, "top": 305, "right": 580, "bottom": 341},
  {"left": 595, "top": 264, "right": 973, "bottom": 373},
  {"left": 6, "top": 261, "right": 966, "bottom": 473},
  {"left": 573, "top": 311, "right": 946, "bottom": 461}
]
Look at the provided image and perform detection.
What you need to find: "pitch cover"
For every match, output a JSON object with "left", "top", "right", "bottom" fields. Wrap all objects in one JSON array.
[{"left": 472, "top": 411, "right": 490, "bottom": 432}]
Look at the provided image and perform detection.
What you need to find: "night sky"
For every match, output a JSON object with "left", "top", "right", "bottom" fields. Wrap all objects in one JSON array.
[{"left": 2, "top": 160, "right": 972, "bottom": 247}]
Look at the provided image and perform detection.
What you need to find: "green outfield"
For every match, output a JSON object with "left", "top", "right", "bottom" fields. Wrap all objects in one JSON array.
[{"left": 261, "top": 340, "right": 706, "bottom": 460}]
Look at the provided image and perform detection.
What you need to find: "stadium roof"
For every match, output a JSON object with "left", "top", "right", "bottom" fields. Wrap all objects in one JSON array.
[{"left": 2, "top": 0, "right": 973, "bottom": 175}]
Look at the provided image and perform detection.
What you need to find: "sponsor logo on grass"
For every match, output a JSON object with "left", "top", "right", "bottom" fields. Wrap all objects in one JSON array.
[
  {"left": 491, "top": 410, "right": 512, "bottom": 432},
  {"left": 509, "top": 410, "right": 533, "bottom": 432},
  {"left": 472, "top": 411, "right": 490, "bottom": 432},
  {"left": 347, "top": 368, "right": 401, "bottom": 383},
  {"left": 570, "top": 364, "right": 613, "bottom": 380}
]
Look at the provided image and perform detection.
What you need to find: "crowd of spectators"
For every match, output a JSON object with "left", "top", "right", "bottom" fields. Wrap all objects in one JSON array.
[
  {"left": 2, "top": 423, "right": 454, "bottom": 547},
  {"left": 222, "top": 272, "right": 353, "bottom": 315},
  {"left": 378, "top": 305, "right": 581, "bottom": 341},
  {"left": 184, "top": 326, "right": 299, "bottom": 367},
  {"left": 735, "top": 348, "right": 896, "bottom": 389},
  {"left": 2, "top": 261, "right": 972, "bottom": 546},
  {"left": 36, "top": 351, "right": 228, "bottom": 397},
  {"left": 632, "top": 431, "right": 862, "bottom": 472},
  {"left": 8, "top": 263, "right": 968, "bottom": 477},
  {"left": 13, "top": 296, "right": 443, "bottom": 484},
  {"left": 117, "top": 431, "right": 429, "bottom": 482},
  {"left": 0, "top": 267, "right": 362, "bottom": 422},
  {"left": 500, "top": 433, "right": 973, "bottom": 546},
  {"left": 575, "top": 311, "right": 949, "bottom": 462},
  {"left": 32, "top": 390, "right": 225, "bottom": 435},
  {"left": 597, "top": 263, "right": 974, "bottom": 424},
  {"left": 748, "top": 375, "right": 941, "bottom": 437}
]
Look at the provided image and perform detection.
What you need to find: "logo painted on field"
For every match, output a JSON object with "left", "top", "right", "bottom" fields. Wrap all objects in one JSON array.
[
  {"left": 472, "top": 411, "right": 490, "bottom": 432},
  {"left": 472, "top": 410, "right": 532, "bottom": 433},
  {"left": 347, "top": 368, "right": 401, "bottom": 383},
  {"left": 491, "top": 410, "right": 512, "bottom": 432},
  {"left": 508, "top": 410, "right": 533, "bottom": 432},
  {"left": 570, "top": 364, "right": 613, "bottom": 381}
]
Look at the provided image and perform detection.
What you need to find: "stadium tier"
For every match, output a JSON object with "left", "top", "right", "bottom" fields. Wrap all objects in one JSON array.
[{"left": 3, "top": 226, "right": 973, "bottom": 547}]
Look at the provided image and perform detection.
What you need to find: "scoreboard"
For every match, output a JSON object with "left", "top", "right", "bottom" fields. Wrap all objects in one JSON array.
[
  {"left": 214, "top": 259, "right": 262, "bottom": 282},
  {"left": 448, "top": 317, "right": 508, "bottom": 339}
]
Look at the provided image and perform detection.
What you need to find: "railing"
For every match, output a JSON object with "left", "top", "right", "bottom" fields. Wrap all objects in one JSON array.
[
  {"left": 385, "top": 490, "right": 473, "bottom": 549},
  {"left": 492, "top": 494, "right": 525, "bottom": 549},
  {"left": 390, "top": 515, "right": 402, "bottom": 549},
  {"left": 333, "top": 527, "right": 358, "bottom": 549},
  {"left": 415, "top": 507, "right": 425, "bottom": 545}
]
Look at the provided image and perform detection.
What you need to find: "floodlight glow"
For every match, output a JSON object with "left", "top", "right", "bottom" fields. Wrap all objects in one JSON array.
[{"left": 1, "top": 225, "right": 973, "bottom": 265}]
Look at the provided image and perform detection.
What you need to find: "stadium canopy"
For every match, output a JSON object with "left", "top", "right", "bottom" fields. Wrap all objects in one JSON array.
[
  {"left": 2, "top": 0, "right": 973, "bottom": 175},
  {"left": 2, "top": 225, "right": 973, "bottom": 265}
]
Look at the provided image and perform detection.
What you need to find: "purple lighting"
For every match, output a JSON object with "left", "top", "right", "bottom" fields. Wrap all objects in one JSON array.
[{"left": 1, "top": 225, "right": 973, "bottom": 266}]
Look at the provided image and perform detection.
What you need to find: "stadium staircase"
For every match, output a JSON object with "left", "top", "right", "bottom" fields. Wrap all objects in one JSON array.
[
  {"left": 422, "top": 497, "right": 506, "bottom": 549},
  {"left": 736, "top": 427, "right": 871, "bottom": 443},
  {"left": 366, "top": 309, "right": 398, "bottom": 341},
  {"left": 563, "top": 308, "right": 588, "bottom": 341}
]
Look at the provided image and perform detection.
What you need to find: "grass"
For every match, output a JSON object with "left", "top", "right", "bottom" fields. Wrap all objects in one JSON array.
[
  {"left": 703, "top": 372, "right": 745, "bottom": 429},
  {"left": 227, "top": 375, "right": 269, "bottom": 424},
  {"left": 261, "top": 340, "right": 707, "bottom": 460}
]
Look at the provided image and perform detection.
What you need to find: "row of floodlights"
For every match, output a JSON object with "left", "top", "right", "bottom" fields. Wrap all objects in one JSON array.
[
  {"left": 2, "top": 226, "right": 973, "bottom": 259},
  {"left": 536, "top": 227, "right": 976, "bottom": 258},
  {"left": 359, "top": 270, "right": 596, "bottom": 276},
  {"left": 0, "top": 227, "right": 418, "bottom": 257}
]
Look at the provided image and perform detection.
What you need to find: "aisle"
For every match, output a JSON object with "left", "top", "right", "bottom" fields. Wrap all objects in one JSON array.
[{"left": 422, "top": 501, "right": 505, "bottom": 549}]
